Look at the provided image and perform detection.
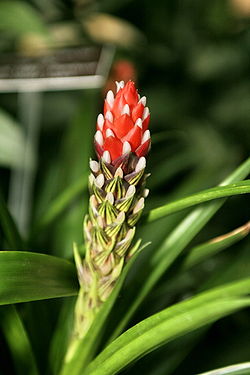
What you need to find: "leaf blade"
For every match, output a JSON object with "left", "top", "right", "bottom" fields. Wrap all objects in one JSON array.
[
  {"left": 0, "top": 305, "right": 40, "bottom": 375},
  {"left": 0, "top": 190, "right": 24, "bottom": 249},
  {"left": 196, "top": 362, "right": 250, "bottom": 375},
  {"left": 85, "top": 277, "right": 250, "bottom": 375},
  {"left": 0, "top": 251, "right": 78, "bottom": 305},
  {"left": 145, "top": 180, "right": 250, "bottom": 223},
  {"left": 110, "top": 157, "right": 250, "bottom": 341}
]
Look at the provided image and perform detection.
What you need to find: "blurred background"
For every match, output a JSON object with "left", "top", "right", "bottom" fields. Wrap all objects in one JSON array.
[{"left": 0, "top": 0, "right": 250, "bottom": 374}]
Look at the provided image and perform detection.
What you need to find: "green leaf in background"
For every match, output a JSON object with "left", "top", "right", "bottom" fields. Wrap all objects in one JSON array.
[
  {"left": 0, "top": 109, "right": 31, "bottom": 170},
  {"left": 196, "top": 362, "right": 250, "bottom": 375},
  {"left": 0, "top": 251, "right": 78, "bottom": 305},
  {"left": 145, "top": 180, "right": 250, "bottom": 223},
  {"left": 49, "top": 298, "right": 76, "bottom": 375},
  {"left": 110, "top": 156, "right": 250, "bottom": 341},
  {"left": 48, "top": 90, "right": 97, "bottom": 258},
  {"left": 32, "top": 173, "right": 88, "bottom": 236},
  {"left": 0, "top": 1, "right": 49, "bottom": 37},
  {"left": 184, "top": 221, "right": 250, "bottom": 269},
  {"left": 0, "top": 305, "right": 39, "bottom": 375},
  {"left": 84, "top": 277, "right": 250, "bottom": 375},
  {"left": 0, "top": 190, "right": 24, "bottom": 249}
]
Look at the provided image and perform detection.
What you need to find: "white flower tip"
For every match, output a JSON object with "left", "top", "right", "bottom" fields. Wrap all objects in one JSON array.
[
  {"left": 139, "top": 96, "right": 147, "bottom": 106},
  {"left": 95, "top": 174, "right": 104, "bottom": 188},
  {"left": 143, "top": 188, "right": 150, "bottom": 198},
  {"left": 97, "top": 113, "right": 104, "bottom": 130},
  {"left": 141, "top": 130, "right": 150, "bottom": 144},
  {"left": 102, "top": 150, "right": 111, "bottom": 164},
  {"left": 122, "top": 104, "right": 130, "bottom": 116},
  {"left": 135, "top": 157, "right": 146, "bottom": 173},
  {"left": 106, "top": 129, "right": 115, "bottom": 137},
  {"left": 105, "top": 110, "right": 113, "bottom": 123},
  {"left": 125, "top": 227, "right": 135, "bottom": 241},
  {"left": 106, "top": 90, "right": 114, "bottom": 107},
  {"left": 133, "top": 197, "right": 145, "bottom": 214},
  {"left": 142, "top": 107, "right": 149, "bottom": 121},
  {"left": 122, "top": 141, "right": 131, "bottom": 154},
  {"left": 116, "top": 211, "right": 125, "bottom": 223},
  {"left": 95, "top": 130, "right": 103, "bottom": 146},
  {"left": 106, "top": 192, "right": 114, "bottom": 205},
  {"left": 115, "top": 167, "right": 124, "bottom": 178},
  {"left": 90, "top": 194, "right": 98, "bottom": 208},
  {"left": 116, "top": 80, "right": 125, "bottom": 93},
  {"left": 89, "top": 159, "right": 99, "bottom": 173},
  {"left": 89, "top": 173, "right": 95, "bottom": 185},
  {"left": 135, "top": 118, "right": 142, "bottom": 128},
  {"left": 126, "top": 185, "right": 136, "bottom": 198},
  {"left": 106, "top": 128, "right": 115, "bottom": 138}
]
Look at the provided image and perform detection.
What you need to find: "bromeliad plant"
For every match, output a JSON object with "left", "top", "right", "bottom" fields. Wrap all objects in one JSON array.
[
  {"left": 0, "top": 80, "right": 250, "bottom": 375},
  {"left": 68, "top": 81, "right": 151, "bottom": 356}
]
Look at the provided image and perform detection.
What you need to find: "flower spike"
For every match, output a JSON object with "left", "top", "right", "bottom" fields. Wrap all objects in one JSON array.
[
  {"left": 71, "top": 81, "right": 151, "bottom": 347},
  {"left": 95, "top": 80, "right": 151, "bottom": 164}
]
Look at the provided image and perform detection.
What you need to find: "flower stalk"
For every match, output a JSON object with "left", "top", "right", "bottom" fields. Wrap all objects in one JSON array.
[{"left": 66, "top": 81, "right": 151, "bottom": 360}]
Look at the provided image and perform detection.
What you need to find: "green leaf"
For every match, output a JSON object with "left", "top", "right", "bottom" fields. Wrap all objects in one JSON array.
[
  {"left": 0, "top": 109, "right": 30, "bottom": 169},
  {"left": 110, "top": 157, "right": 250, "bottom": 341},
  {"left": 0, "top": 305, "right": 39, "bottom": 375},
  {"left": 0, "top": 190, "right": 24, "bottom": 249},
  {"left": 145, "top": 180, "right": 250, "bottom": 223},
  {"left": 84, "top": 278, "right": 250, "bottom": 375},
  {"left": 0, "top": 1, "right": 49, "bottom": 37},
  {"left": 32, "top": 173, "right": 88, "bottom": 236},
  {"left": 49, "top": 298, "right": 75, "bottom": 375},
  {"left": 0, "top": 251, "right": 78, "bottom": 305},
  {"left": 196, "top": 362, "right": 250, "bottom": 375},
  {"left": 184, "top": 221, "right": 250, "bottom": 269},
  {"left": 60, "top": 245, "right": 148, "bottom": 375}
]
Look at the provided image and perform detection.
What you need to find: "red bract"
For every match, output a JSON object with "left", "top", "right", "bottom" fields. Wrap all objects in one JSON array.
[{"left": 94, "top": 81, "right": 151, "bottom": 163}]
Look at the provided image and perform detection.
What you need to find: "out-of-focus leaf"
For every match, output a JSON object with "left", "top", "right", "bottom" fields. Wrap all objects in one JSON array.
[
  {"left": 84, "top": 278, "right": 250, "bottom": 375},
  {"left": 0, "top": 1, "right": 49, "bottom": 37},
  {"left": 188, "top": 45, "right": 246, "bottom": 81},
  {"left": 50, "top": 90, "right": 97, "bottom": 257},
  {"left": 184, "top": 221, "right": 250, "bottom": 269},
  {"left": 32, "top": 173, "right": 88, "bottom": 236},
  {"left": 196, "top": 362, "right": 250, "bottom": 375},
  {"left": 0, "top": 109, "right": 31, "bottom": 169},
  {"left": 82, "top": 13, "right": 145, "bottom": 48},
  {"left": 0, "top": 190, "right": 24, "bottom": 249},
  {"left": 110, "top": 157, "right": 250, "bottom": 341},
  {"left": 145, "top": 180, "right": 250, "bottom": 223},
  {"left": 0, "top": 305, "right": 39, "bottom": 375},
  {"left": 49, "top": 298, "right": 75, "bottom": 375},
  {"left": 0, "top": 251, "right": 78, "bottom": 305}
]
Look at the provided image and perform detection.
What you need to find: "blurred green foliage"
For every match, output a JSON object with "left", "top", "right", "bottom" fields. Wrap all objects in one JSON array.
[{"left": 0, "top": 0, "right": 250, "bottom": 374}]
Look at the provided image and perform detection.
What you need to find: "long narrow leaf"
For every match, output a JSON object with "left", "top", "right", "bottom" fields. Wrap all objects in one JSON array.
[
  {"left": 86, "top": 299, "right": 250, "bottom": 375},
  {"left": 110, "top": 157, "right": 250, "bottom": 341},
  {"left": 0, "top": 305, "right": 39, "bottom": 375},
  {"left": 0, "top": 251, "right": 78, "bottom": 304},
  {"left": 33, "top": 173, "right": 88, "bottom": 235},
  {"left": 184, "top": 221, "right": 250, "bottom": 269},
  {"left": 145, "top": 180, "right": 250, "bottom": 223},
  {"left": 85, "top": 277, "right": 250, "bottom": 375},
  {"left": 0, "top": 190, "right": 24, "bottom": 249},
  {"left": 196, "top": 362, "right": 250, "bottom": 375}
]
